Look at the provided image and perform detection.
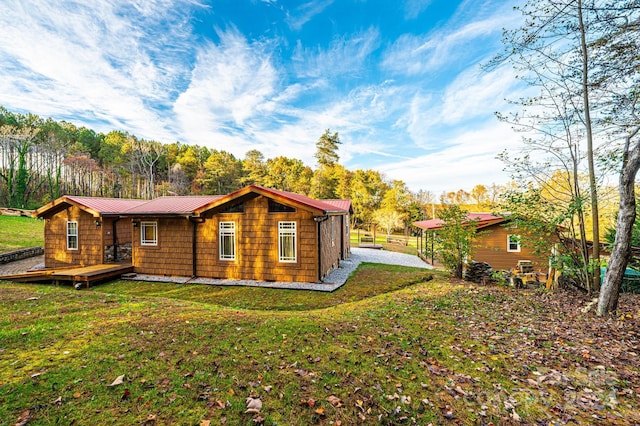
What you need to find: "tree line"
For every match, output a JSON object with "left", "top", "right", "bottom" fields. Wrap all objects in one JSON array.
[{"left": 0, "top": 107, "right": 508, "bottom": 232}]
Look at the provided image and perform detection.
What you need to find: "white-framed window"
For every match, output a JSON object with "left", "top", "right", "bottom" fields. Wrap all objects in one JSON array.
[
  {"left": 278, "top": 221, "right": 297, "bottom": 262},
  {"left": 219, "top": 221, "right": 236, "bottom": 260},
  {"left": 507, "top": 234, "right": 521, "bottom": 252},
  {"left": 140, "top": 221, "right": 158, "bottom": 246},
  {"left": 66, "top": 221, "right": 78, "bottom": 250}
]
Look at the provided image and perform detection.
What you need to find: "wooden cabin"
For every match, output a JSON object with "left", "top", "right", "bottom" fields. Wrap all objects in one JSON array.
[
  {"left": 35, "top": 186, "right": 352, "bottom": 283},
  {"left": 33, "top": 196, "right": 146, "bottom": 268},
  {"left": 414, "top": 213, "right": 551, "bottom": 272}
]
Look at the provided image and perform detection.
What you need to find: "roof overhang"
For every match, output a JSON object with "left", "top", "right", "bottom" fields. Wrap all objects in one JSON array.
[
  {"left": 193, "top": 185, "right": 342, "bottom": 217},
  {"left": 34, "top": 196, "right": 102, "bottom": 219}
]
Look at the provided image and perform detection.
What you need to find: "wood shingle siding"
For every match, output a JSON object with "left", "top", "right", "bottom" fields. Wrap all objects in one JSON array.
[
  {"left": 195, "top": 196, "right": 319, "bottom": 282},
  {"left": 44, "top": 206, "right": 103, "bottom": 268},
  {"left": 133, "top": 218, "right": 193, "bottom": 277}
]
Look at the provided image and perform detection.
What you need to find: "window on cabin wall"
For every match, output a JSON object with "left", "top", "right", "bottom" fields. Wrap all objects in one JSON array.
[
  {"left": 219, "top": 221, "right": 236, "bottom": 260},
  {"left": 66, "top": 221, "right": 78, "bottom": 250},
  {"left": 507, "top": 234, "right": 521, "bottom": 252},
  {"left": 278, "top": 221, "right": 296, "bottom": 262},
  {"left": 141, "top": 222, "right": 158, "bottom": 246}
]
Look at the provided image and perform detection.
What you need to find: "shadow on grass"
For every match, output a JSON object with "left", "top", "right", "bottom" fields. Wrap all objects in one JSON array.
[{"left": 89, "top": 263, "right": 435, "bottom": 311}]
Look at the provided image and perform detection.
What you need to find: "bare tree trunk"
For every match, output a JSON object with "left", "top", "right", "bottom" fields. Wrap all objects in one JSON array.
[
  {"left": 598, "top": 127, "right": 640, "bottom": 315},
  {"left": 578, "top": 0, "right": 600, "bottom": 293}
]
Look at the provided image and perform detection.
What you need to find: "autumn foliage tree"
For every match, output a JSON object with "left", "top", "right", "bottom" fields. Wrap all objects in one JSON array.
[{"left": 433, "top": 205, "right": 478, "bottom": 279}]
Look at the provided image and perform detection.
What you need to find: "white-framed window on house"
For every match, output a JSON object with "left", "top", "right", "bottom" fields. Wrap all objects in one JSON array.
[
  {"left": 140, "top": 221, "right": 158, "bottom": 246},
  {"left": 507, "top": 234, "right": 521, "bottom": 252},
  {"left": 278, "top": 221, "right": 297, "bottom": 262},
  {"left": 66, "top": 221, "right": 78, "bottom": 250},
  {"left": 219, "top": 221, "right": 236, "bottom": 260}
]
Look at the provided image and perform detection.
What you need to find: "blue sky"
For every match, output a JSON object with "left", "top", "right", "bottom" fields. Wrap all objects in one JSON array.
[{"left": 0, "top": 0, "right": 526, "bottom": 194}]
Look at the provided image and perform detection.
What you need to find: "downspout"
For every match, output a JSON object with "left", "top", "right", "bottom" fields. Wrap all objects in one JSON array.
[
  {"left": 188, "top": 216, "right": 205, "bottom": 278},
  {"left": 112, "top": 217, "right": 120, "bottom": 262},
  {"left": 314, "top": 215, "right": 328, "bottom": 282},
  {"left": 192, "top": 219, "right": 197, "bottom": 277}
]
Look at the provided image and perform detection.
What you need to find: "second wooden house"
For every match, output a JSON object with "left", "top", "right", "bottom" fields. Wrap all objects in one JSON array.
[{"left": 414, "top": 213, "right": 551, "bottom": 272}]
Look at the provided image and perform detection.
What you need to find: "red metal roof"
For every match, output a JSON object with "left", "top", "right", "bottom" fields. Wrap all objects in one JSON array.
[
  {"left": 414, "top": 213, "right": 505, "bottom": 230},
  {"left": 322, "top": 199, "right": 353, "bottom": 212},
  {"left": 122, "top": 196, "right": 223, "bottom": 215},
  {"left": 36, "top": 186, "right": 349, "bottom": 218},
  {"left": 252, "top": 186, "right": 348, "bottom": 213},
  {"left": 193, "top": 185, "right": 350, "bottom": 215},
  {"left": 64, "top": 196, "right": 147, "bottom": 214}
]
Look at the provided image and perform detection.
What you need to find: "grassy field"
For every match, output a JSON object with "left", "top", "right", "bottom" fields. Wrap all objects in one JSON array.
[
  {"left": 1, "top": 266, "right": 639, "bottom": 425},
  {"left": 350, "top": 231, "right": 418, "bottom": 255},
  {"left": 0, "top": 215, "right": 44, "bottom": 254}
]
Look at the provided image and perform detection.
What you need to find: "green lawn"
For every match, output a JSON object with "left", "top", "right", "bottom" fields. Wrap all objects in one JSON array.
[
  {"left": 351, "top": 230, "right": 418, "bottom": 255},
  {"left": 0, "top": 215, "right": 44, "bottom": 254},
  {"left": 1, "top": 264, "right": 639, "bottom": 425}
]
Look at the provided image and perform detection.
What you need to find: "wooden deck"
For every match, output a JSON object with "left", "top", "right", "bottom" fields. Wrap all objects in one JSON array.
[{"left": 0, "top": 263, "right": 133, "bottom": 288}]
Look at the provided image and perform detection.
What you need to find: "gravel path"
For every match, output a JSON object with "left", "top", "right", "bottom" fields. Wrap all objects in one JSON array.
[{"left": 322, "top": 247, "right": 433, "bottom": 287}]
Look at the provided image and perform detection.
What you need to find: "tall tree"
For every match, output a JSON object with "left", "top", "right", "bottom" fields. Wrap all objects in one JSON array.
[
  {"left": 596, "top": 3, "right": 640, "bottom": 315},
  {"left": 263, "top": 156, "right": 312, "bottom": 194},
  {"left": 434, "top": 205, "right": 478, "bottom": 279},
  {"left": 487, "top": 0, "right": 640, "bottom": 292},
  {"left": 349, "top": 169, "right": 388, "bottom": 227},
  {"left": 202, "top": 150, "right": 243, "bottom": 194},
  {"left": 241, "top": 149, "right": 266, "bottom": 186},
  {"left": 314, "top": 129, "right": 341, "bottom": 167},
  {"left": 0, "top": 125, "right": 41, "bottom": 208}
]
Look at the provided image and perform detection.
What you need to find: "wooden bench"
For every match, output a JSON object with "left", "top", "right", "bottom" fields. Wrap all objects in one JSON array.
[
  {"left": 386, "top": 236, "right": 408, "bottom": 246},
  {"left": 360, "top": 236, "right": 375, "bottom": 244}
]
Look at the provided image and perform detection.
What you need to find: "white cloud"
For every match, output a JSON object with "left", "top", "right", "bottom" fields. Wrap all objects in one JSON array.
[
  {"left": 286, "top": 0, "right": 335, "bottom": 31},
  {"left": 0, "top": 0, "right": 196, "bottom": 141},
  {"left": 380, "top": 121, "right": 519, "bottom": 193},
  {"left": 381, "top": 1, "right": 519, "bottom": 76},
  {"left": 403, "top": 0, "right": 432, "bottom": 20},
  {"left": 292, "top": 27, "right": 380, "bottom": 79}
]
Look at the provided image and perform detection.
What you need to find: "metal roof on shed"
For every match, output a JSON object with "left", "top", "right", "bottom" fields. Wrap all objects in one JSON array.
[{"left": 413, "top": 213, "right": 505, "bottom": 231}]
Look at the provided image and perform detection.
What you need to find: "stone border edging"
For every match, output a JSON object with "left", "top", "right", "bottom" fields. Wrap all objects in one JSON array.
[{"left": 0, "top": 247, "right": 44, "bottom": 264}]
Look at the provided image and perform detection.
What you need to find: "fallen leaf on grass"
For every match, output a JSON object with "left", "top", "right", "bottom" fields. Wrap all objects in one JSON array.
[
  {"left": 107, "top": 374, "right": 125, "bottom": 387},
  {"left": 142, "top": 414, "right": 157, "bottom": 425},
  {"left": 245, "top": 396, "right": 262, "bottom": 414},
  {"left": 51, "top": 396, "right": 62, "bottom": 405},
  {"left": 200, "top": 420, "right": 211, "bottom": 426},
  {"left": 326, "top": 395, "right": 342, "bottom": 407},
  {"left": 300, "top": 398, "right": 315, "bottom": 407},
  {"left": 14, "top": 410, "right": 31, "bottom": 426},
  {"left": 315, "top": 407, "right": 325, "bottom": 416}
]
